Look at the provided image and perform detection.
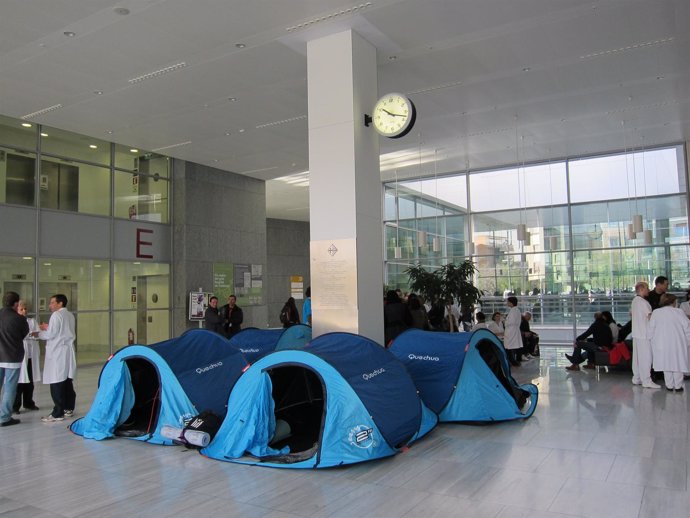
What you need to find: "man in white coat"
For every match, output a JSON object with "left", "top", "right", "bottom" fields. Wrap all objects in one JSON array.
[
  {"left": 648, "top": 293, "right": 690, "bottom": 391},
  {"left": 630, "top": 281, "right": 659, "bottom": 388},
  {"left": 36, "top": 294, "right": 76, "bottom": 422}
]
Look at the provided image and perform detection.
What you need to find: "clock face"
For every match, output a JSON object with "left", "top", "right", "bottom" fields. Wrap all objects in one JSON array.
[{"left": 372, "top": 93, "right": 416, "bottom": 138}]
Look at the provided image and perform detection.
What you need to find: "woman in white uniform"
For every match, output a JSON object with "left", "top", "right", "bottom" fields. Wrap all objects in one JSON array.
[
  {"left": 487, "top": 311, "right": 505, "bottom": 339},
  {"left": 504, "top": 296, "right": 523, "bottom": 367},
  {"left": 648, "top": 293, "right": 690, "bottom": 391},
  {"left": 12, "top": 301, "right": 41, "bottom": 413}
]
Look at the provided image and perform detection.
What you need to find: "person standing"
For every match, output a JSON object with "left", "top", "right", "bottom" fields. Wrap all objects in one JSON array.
[
  {"left": 0, "top": 291, "right": 28, "bottom": 427},
  {"left": 204, "top": 296, "right": 224, "bottom": 335},
  {"left": 648, "top": 293, "right": 690, "bottom": 391},
  {"left": 279, "top": 297, "right": 300, "bottom": 328},
  {"left": 37, "top": 294, "right": 77, "bottom": 422},
  {"left": 630, "top": 281, "right": 659, "bottom": 388},
  {"left": 221, "top": 294, "right": 243, "bottom": 338},
  {"left": 13, "top": 300, "right": 41, "bottom": 413},
  {"left": 302, "top": 287, "right": 312, "bottom": 326},
  {"left": 646, "top": 275, "right": 668, "bottom": 311},
  {"left": 504, "top": 296, "right": 523, "bottom": 367}
]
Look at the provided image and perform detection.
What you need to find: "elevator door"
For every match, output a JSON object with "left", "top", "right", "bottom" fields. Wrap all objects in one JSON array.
[
  {"left": 39, "top": 160, "right": 78, "bottom": 212},
  {"left": 5, "top": 154, "right": 35, "bottom": 206}
]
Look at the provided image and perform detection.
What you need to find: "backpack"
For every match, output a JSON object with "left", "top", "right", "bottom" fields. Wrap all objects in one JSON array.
[
  {"left": 279, "top": 307, "right": 290, "bottom": 325},
  {"left": 180, "top": 410, "right": 222, "bottom": 449}
]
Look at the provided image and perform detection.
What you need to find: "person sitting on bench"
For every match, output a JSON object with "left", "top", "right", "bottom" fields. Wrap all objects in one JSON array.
[{"left": 565, "top": 312, "right": 613, "bottom": 371}]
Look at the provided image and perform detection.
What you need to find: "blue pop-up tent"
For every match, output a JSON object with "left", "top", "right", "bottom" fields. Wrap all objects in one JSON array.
[
  {"left": 202, "top": 332, "right": 438, "bottom": 468},
  {"left": 70, "top": 329, "right": 248, "bottom": 443},
  {"left": 389, "top": 328, "right": 538, "bottom": 422},
  {"left": 228, "top": 325, "right": 312, "bottom": 362}
]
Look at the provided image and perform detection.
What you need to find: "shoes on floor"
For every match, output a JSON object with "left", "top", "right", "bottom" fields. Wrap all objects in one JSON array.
[
  {"left": 64, "top": 410, "right": 74, "bottom": 418},
  {"left": 0, "top": 418, "right": 20, "bottom": 427},
  {"left": 23, "top": 405, "right": 39, "bottom": 411},
  {"left": 524, "top": 354, "right": 533, "bottom": 360},
  {"left": 676, "top": 387, "right": 684, "bottom": 392},
  {"left": 642, "top": 381, "right": 661, "bottom": 389},
  {"left": 632, "top": 379, "right": 642, "bottom": 385},
  {"left": 584, "top": 363, "right": 596, "bottom": 369},
  {"left": 667, "top": 387, "right": 675, "bottom": 392},
  {"left": 565, "top": 354, "right": 574, "bottom": 363},
  {"left": 566, "top": 364, "right": 580, "bottom": 371},
  {"left": 41, "top": 415, "right": 65, "bottom": 422}
]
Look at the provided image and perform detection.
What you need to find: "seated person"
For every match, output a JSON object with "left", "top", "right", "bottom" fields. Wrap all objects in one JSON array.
[
  {"left": 565, "top": 312, "right": 613, "bottom": 371},
  {"left": 473, "top": 311, "right": 489, "bottom": 330},
  {"left": 487, "top": 311, "right": 504, "bottom": 339},
  {"left": 520, "top": 311, "right": 540, "bottom": 358}
]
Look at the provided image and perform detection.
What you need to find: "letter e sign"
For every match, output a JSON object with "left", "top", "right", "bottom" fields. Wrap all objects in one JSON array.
[{"left": 136, "top": 228, "right": 154, "bottom": 259}]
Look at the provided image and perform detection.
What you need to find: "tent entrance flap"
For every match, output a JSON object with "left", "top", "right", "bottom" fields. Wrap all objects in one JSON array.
[
  {"left": 114, "top": 358, "right": 161, "bottom": 437},
  {"left": 476, "top": 339, "right": 530, "bottom": 409},
  {"left": 267, "top": 366, "right": 324, "bottom": 456}
]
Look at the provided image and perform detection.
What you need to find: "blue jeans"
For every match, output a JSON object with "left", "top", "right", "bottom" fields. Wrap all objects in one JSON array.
[{"left": 0, "top": 367, "right": 20, "bottom": 423}]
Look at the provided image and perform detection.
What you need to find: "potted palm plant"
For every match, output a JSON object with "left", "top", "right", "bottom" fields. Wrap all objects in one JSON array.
[{"left": 406, "top": 260, "right": 482, "bottom": 332}]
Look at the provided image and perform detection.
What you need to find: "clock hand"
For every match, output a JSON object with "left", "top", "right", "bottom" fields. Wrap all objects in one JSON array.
[{"left": 382, "top": 108, "right": 405, "bottom": 117}]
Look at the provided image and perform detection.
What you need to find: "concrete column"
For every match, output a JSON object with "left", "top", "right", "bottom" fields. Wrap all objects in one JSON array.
[{"left": 307, "top": 30, "right": 383, "bottom": 343}]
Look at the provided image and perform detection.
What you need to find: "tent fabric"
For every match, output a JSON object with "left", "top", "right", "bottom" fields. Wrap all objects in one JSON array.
[
  {"left": 275, "top": 324, "right": 312, "bottom": 351},
  {"left": 389, "top": 328, "right": 538, "bottom": 423},
  {"left": 385, "top": 329, "right": 467, "bottom": 414},
  {"left": 203, "top": 332, "right": 437, "bottom": 468},
  {"left": 71, "top": 330, "right": 249, "bottom": 444},
  {"left": 228, "top": 328, "right": 283, "bottom": 362},
  {"left": 229, "top": 326, "right": 313, "bottom": 362}
]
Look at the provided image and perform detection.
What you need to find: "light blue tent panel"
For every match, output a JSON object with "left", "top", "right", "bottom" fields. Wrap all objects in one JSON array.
[{"left": 71, "top": 345, "right": 198, "bottom": 444}]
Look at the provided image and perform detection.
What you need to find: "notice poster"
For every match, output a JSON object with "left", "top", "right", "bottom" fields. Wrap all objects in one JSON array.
[
  {"left": 291, "top": 276, "right": 304, "bottom": 300},
  {"left": 234, "top": 263, "right": 264, "bottom": 306},
  {"left": 213, "top": 262, "right": 234, "bottom": 303},
  {"left": 189, "top": 291, "right": 211, "bottom": 321}
]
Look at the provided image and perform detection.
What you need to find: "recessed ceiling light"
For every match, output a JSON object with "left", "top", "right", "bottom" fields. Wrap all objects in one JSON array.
[
  {"left": 64, "top": 31, "right": 76, "bottom": 37},
  {"left": 41, "top": 132, "right": 48, "bottom": 137},
  {"left": 235, "top": 43, "right": 246, "bottom": 48},
  {"left": 133, "top": 262, "right": 141, "bottom": 265},
  {"left": 93, "top": 264, "right": 102, "bottom": 268},
  {"left": 43, "top": 263, "right": 52, "bottom": 266},
  {"left": 21, "top": 123, "right": 32, "bottom": 128},
  {"left": 656, "top": 75, "right": 665, "bottom": 80},
  {"left": 238, "top": 128, "right": 245, "bottom": 133},
  {"left": 388, "top": 55, "right": 397, "bottom": 61},
  {"left": 22, "top": 257, "right": 32, "bottom": 260},
  {"left": 107, "top": 130, "right": 113, "bottom": 134},
  {"left": 94, "top": 90, "right": 103, "bottom": 95},
  {"left": 228, "top": 97, "right": 237, "bottom": 102},
  {"left": 522, "top": 67, "right": 531, "bottom": 72},
  {"left": 224, "top": 131, "right": 231, "bottom": 136},
  {"left": 130, "top": 149, "right": 138, "bottom": 153},
  {"left": 113, "top": 7, "right": 130, "bottom": 15},
  {"left": 89, "top": 144, "right": 98, "bottom": 149}
]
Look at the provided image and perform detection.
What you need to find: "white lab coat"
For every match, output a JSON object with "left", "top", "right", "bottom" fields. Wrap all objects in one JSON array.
[
  {"left": 504, "top": 306, "right": 522, "bottom": 350},
  {"left": 19, "top": 317, "right": 41, "bottom": 383},
  {"left": 631, "top": 295, "right": 652, "bottom": 339},
  {"left": 487, "top": 320, "right": 504, "bottom": 338},
  {"left": 39, "top": 308, "right": 76, "bottom": 384},
  {"left": 648, "top": 306, "right": 690, "bottom": 372}
]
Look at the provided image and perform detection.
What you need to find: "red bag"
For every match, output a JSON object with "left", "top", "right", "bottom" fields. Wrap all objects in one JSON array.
[{"left": 608, "top": 342, "right": 631, "bottom": 364}]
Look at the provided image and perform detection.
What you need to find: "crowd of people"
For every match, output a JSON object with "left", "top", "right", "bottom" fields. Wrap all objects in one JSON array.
[
  {"left": 0, "top": 291, "right": 77, "bottom": 427},
  {"left": 564, "top": 275, "right": 690, "bottom": 392}
]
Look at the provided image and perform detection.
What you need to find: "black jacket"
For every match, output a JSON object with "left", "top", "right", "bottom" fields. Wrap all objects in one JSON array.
[
  {"left": 576, "top": 318, "right": 613, "bottom": 348},
  {"left": 221, "top": 304, "right": 244, "bottom": 337},
  {"left": 0, "top": 307, "right": 29, "bottom": 364},
  {"left": 204, "top": 306, "right": 224, "bottom": 335}
]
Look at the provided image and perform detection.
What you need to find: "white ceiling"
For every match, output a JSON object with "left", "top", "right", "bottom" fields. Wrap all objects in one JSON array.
[{"left": 1, "top": 0, "right": 689, "bottom": 222}]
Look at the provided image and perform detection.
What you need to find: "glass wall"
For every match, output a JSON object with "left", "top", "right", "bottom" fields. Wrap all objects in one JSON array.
[
  {"left": 384, "top": 145, "right": 689, "bottom": 338},
  {"left": 0, "top": 115, "right": 173, "bottom": 363}
]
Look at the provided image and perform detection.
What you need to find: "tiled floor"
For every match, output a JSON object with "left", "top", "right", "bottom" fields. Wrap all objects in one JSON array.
[{"left": 1, "top": 347, "right": 688, "bottom": 517}]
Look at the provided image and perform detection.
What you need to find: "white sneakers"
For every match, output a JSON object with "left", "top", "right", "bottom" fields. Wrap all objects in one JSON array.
[
  {"left": 642, "top": 381, "right": 661, "bottom": 389},
  {"left": 41, "top": 415, "right": 65, "bottom": 422}
]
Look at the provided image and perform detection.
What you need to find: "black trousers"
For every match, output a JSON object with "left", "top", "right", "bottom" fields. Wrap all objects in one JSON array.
[
  {"left": 13, "top": 359, "right": 36, "bottom": 411},
  {"left": 571, "top": 341, "right": 600, "bottom": 364},
  {"left": 49, "top": 378, "right": 76, "bottom": 418}
]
